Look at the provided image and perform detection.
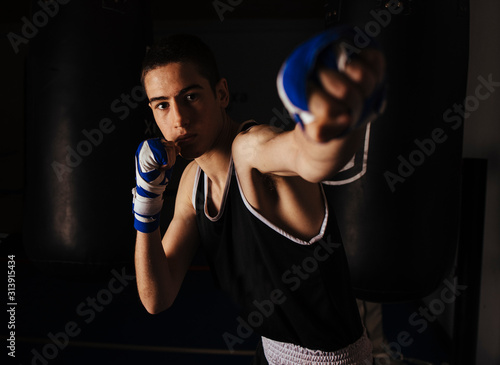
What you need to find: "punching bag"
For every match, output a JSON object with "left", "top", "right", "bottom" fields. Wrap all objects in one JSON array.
[
  {"left": 24, "top": 0, "right": 151, "bottom": 279},
  {"left": 323, "top": 0, "right": 469, "bottom": 301}
]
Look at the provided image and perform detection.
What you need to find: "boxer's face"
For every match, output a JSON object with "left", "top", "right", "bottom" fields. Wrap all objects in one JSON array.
[{"left": 144, "top": 61, "right": 229, "bottom": 159}]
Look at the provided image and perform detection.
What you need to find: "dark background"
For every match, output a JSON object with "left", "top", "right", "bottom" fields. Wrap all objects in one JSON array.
[{"left": 1, "top": 1, "right": 499, "bottom": 364}]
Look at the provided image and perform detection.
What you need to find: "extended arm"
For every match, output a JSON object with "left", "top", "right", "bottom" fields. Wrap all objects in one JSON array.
[{"left": 233, "top": 48, "right": 384, "bottom": 182}]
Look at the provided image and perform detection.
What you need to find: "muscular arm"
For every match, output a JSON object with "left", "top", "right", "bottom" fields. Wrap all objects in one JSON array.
[
  {"left": 135, "top": 162, "right": 200, "bottom": 314},
  {"left": 233, "top": 123, "right": 365, "bottom": 183}
]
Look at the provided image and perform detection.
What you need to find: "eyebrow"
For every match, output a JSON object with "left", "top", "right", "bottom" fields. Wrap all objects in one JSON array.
[{"left": 148, "top": 84, "right": 204, "bottom": 103}]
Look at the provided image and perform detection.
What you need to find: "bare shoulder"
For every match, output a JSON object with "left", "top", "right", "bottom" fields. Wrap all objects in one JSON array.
[
  {"left": 232, "top": 124, "right": 285, "bottom": 171},
  {"left": 174, "top": 160, "right": 199, "bottom": 212},
  {"left": 179, "top": 159, "right": 199, "bottom": 184},
  {"left": 233, "top": 124, "right": 282, "bottom": 151}
]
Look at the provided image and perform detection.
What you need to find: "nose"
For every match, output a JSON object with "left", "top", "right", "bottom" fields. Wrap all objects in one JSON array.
[{"left": 171, "top": 102, "right": 189, "bottom": 129}]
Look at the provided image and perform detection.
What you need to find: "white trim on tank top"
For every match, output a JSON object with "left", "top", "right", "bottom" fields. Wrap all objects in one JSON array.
[
  {"left": 192, "top": 160, "right": 328, "bottom": 245},
  {"left": 191, "top": 157, "right": 234, "bottom": 223}
]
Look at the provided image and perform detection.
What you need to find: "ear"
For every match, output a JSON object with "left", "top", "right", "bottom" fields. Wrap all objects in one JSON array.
[{"left": 216, "top": 78, "right": 230, "bottom": 108}]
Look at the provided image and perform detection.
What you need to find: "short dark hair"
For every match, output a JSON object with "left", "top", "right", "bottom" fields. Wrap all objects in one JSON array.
[{"left": 141, "top": 34, "right": 220, "bottom": 93}]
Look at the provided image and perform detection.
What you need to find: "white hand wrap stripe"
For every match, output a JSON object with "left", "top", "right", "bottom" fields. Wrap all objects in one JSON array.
[
  {"left": 132, "top": 187, "right": 164, "bottom": 216},
  {"left": 132, "top": 138, "right": 172, "bottom": 233}
]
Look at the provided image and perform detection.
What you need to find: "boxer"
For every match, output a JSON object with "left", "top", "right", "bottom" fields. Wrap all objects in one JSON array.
[{"left": 133, "top": 30, "right": 385, "bottom": 364}]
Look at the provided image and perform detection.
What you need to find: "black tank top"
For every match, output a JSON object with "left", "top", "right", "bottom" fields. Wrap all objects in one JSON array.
[{"left": 193, "top": 139, "right": 363, "bottom": 352}]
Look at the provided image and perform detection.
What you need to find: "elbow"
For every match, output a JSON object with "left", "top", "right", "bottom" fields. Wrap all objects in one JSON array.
[
  {"left": 144, "top": 304, "right": 166, "bottom": 315},
  {"left": 141, "top": 295, "right": 174, "bottom": 315},
  {"left": 143, "top": 301, "right": 172, "bottom": 315}
]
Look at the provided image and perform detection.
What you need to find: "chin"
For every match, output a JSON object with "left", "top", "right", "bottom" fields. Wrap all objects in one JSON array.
[{"left": 179, "top": 150, "right": 200, "bottom": 160}]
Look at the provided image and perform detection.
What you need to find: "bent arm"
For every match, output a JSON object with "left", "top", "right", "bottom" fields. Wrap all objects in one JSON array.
[{"left": 135, "top": 163, "right": 200, "bottom": 314}]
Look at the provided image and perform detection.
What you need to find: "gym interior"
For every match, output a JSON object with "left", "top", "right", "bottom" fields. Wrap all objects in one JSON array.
[{"left": 1, "top": 1, "right": 499, "bottom": 364}]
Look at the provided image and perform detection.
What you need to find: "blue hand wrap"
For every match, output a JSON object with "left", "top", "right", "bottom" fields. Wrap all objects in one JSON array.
[
  {"left": 132, "top": 138, "right": 173, "bottom": 233},
  {"left": 277, "top": 25, "right": 386, "bottom": 136}
]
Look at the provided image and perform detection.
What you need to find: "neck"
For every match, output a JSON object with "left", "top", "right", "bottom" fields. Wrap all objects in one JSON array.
[{"left": 195, "top": 112, "right": 240, "bottom": 190}]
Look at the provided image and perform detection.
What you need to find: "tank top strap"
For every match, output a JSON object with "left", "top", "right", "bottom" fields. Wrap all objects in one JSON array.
[
  {"left": 192, "top": 165, "right": 204, "bottom": 212},
  {"left": 191, "top": 120, "right": 258, "bottom": 212}
]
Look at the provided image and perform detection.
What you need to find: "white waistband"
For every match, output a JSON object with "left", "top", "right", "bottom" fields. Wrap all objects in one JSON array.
[{"left": 261, "top": 331, "right": 373, "bottom": 365}]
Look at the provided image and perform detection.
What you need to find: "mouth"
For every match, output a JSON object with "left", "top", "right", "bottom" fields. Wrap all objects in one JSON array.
[{"left": 175, "top": 133, "right": 196, "bottom": 144}]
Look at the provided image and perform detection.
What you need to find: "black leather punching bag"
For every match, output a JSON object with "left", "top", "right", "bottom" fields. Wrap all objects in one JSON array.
[
  {"left": 324, "top": 0, "right": 469, "bottom": 301},
  {"left": 24, "top": 0, "right": 151, "bottom": 279}
]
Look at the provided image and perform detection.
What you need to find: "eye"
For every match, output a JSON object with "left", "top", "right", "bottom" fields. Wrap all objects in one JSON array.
[
  {"left": 186, "top": 93, "right": 198, "bottom": 102},
  {"left": 156, "top": 102, "right": 169, "bottom": 110}
]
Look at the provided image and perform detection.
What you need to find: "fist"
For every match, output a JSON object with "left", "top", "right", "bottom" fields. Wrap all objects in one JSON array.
[
  {"left": 136, "top": 138, "right": 180, "bottom": 190},
  {"left": 133, "top": 138, "right": 180, "bottom": 233},
  {"left": 277, "top": 26, "right": 386, "bottom": 142},
  {"left": 306, "top": 48, "right": 385, "bottom": 142}
]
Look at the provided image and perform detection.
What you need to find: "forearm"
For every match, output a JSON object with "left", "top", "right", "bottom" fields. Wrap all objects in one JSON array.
[
  {"left": 292, "top": 123, "right": 366, "bottom": 183},
  {"left": 134, "top": 229, "right": 176, "bottom": 314},
  {"left": 243, "top": 124, "right": 365, "bottom": 183}
]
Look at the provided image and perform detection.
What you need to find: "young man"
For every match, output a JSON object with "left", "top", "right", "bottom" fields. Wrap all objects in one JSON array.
[{"left": 133, "top": 34, "right": 384, "bottom": 364}]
